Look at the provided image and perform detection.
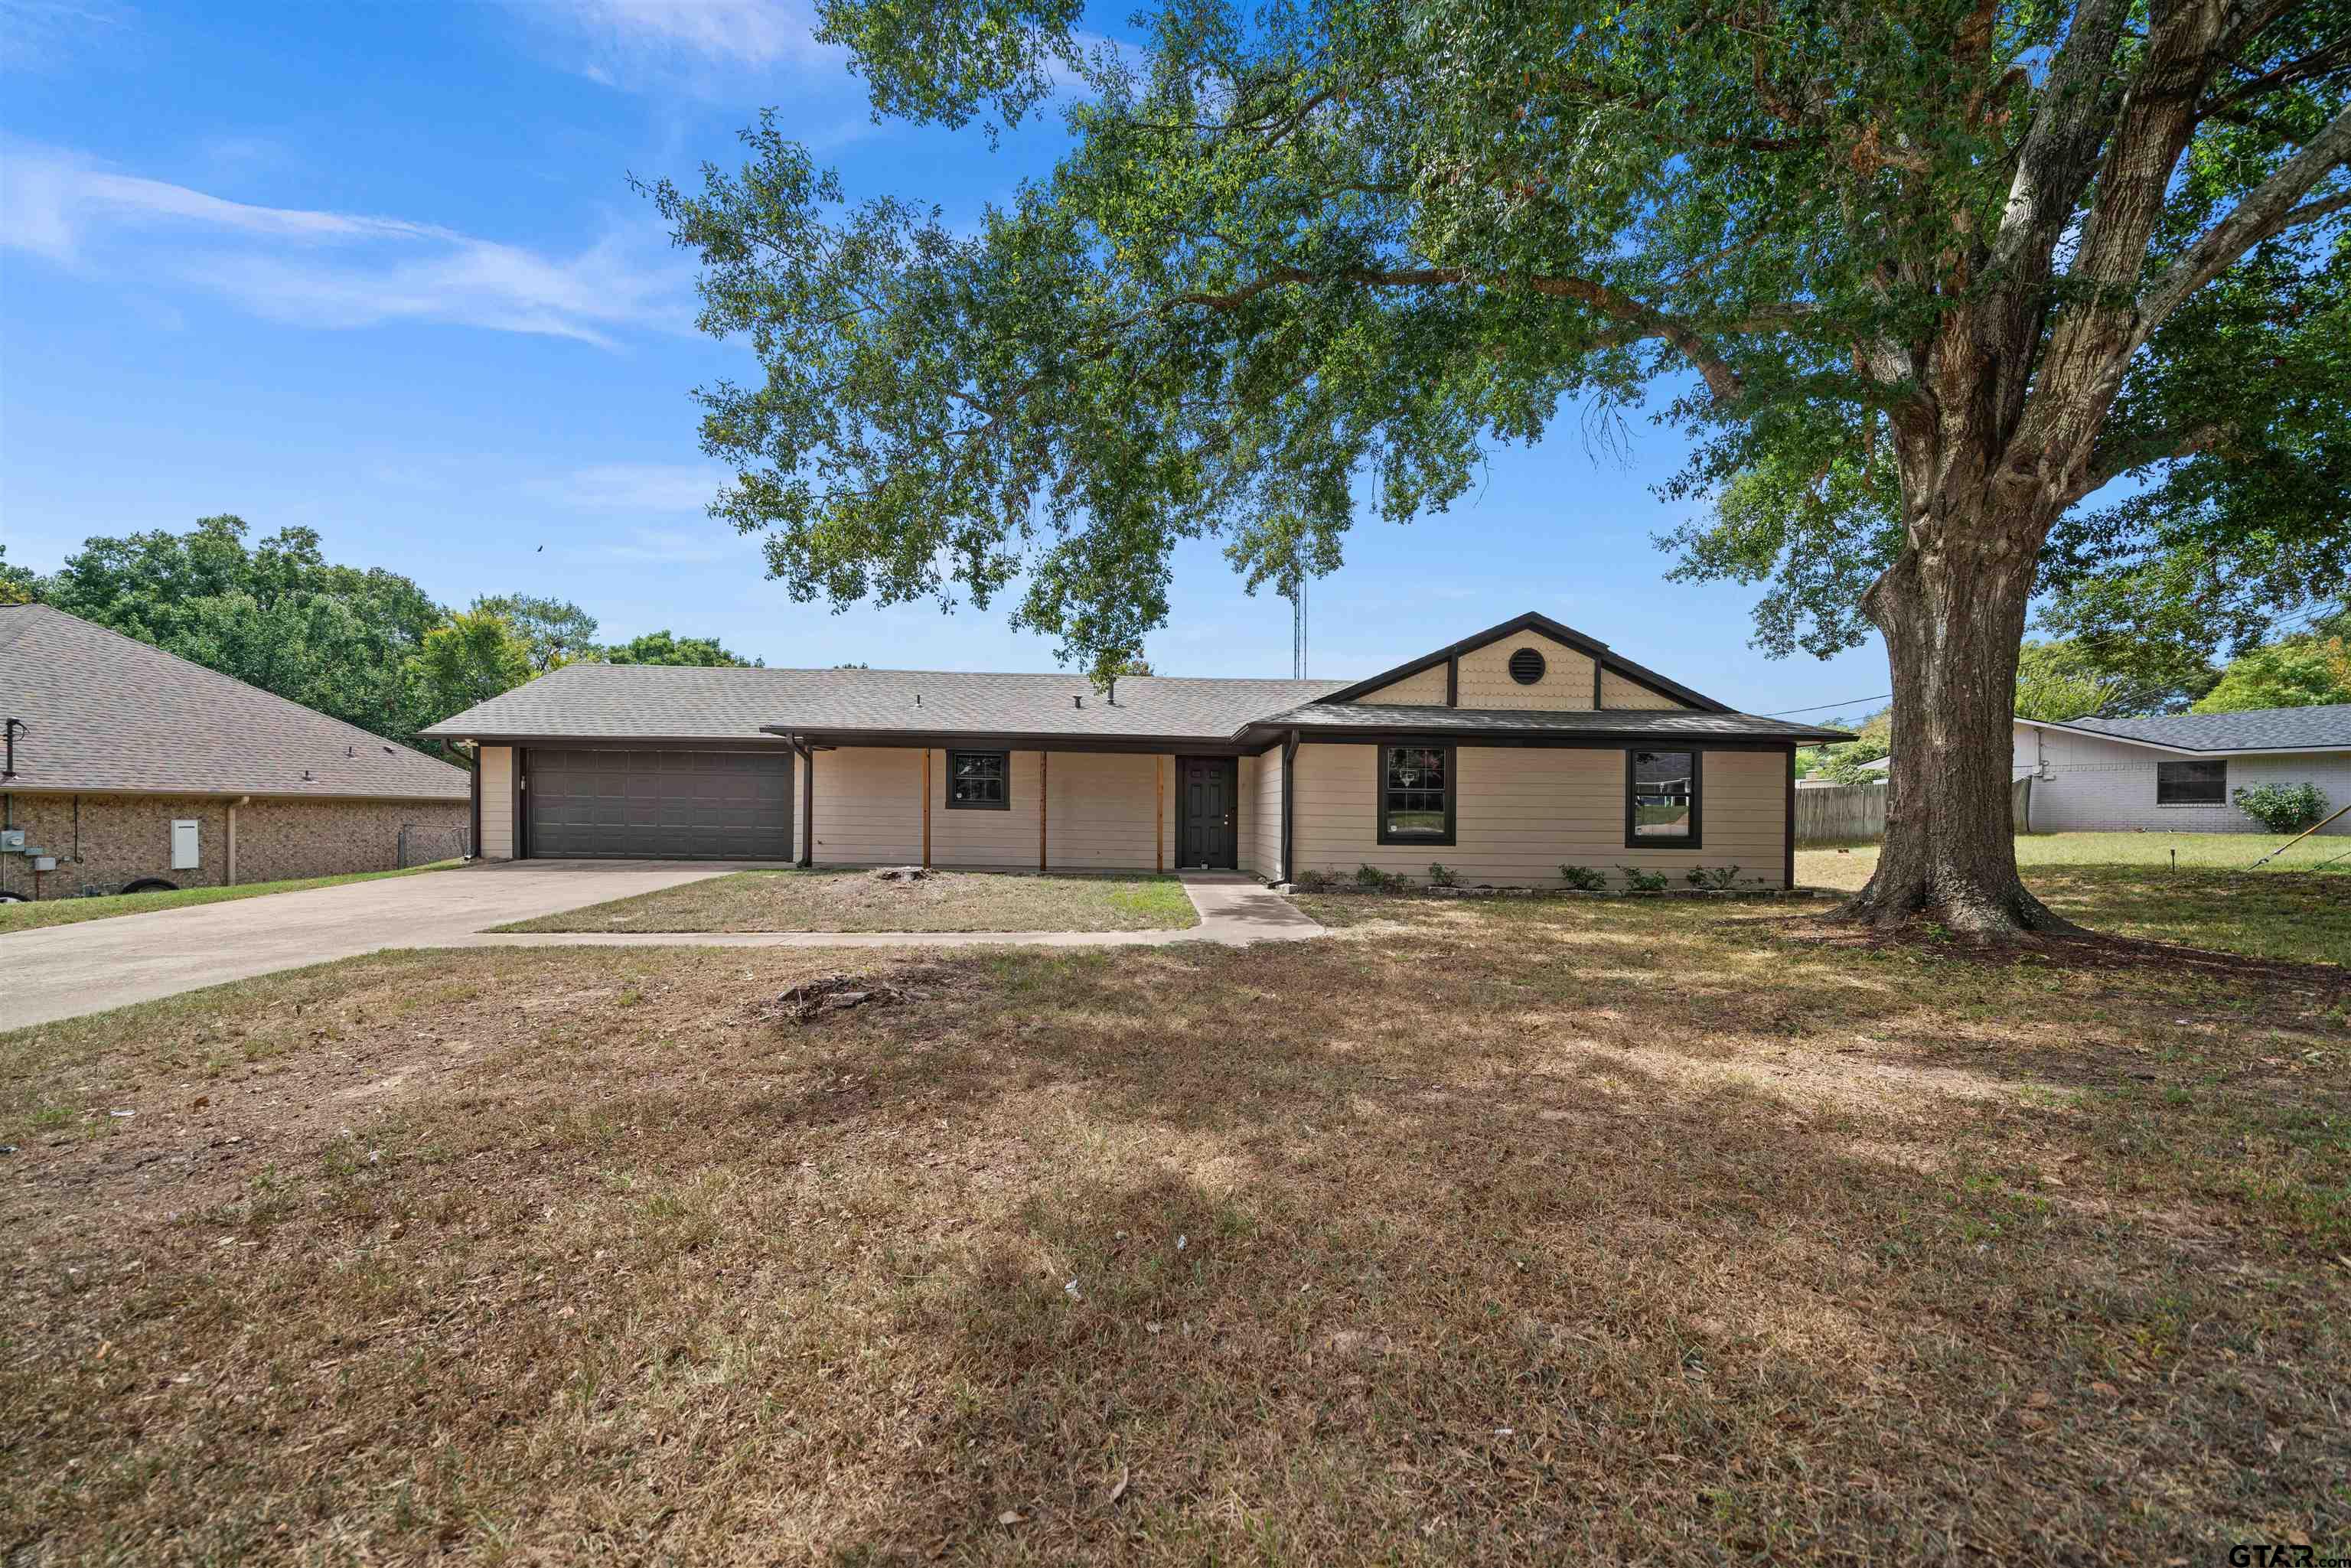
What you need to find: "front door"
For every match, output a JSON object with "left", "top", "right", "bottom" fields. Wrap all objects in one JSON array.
[{"left": 1179, "top": 757, "right": 1238, "bottom": 869}]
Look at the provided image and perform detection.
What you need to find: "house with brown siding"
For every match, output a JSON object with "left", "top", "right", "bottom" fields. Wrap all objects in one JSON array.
[
  {"left": 422, "top": 612, "right": 1843, "bottom": 889},
  {"left": 0, "top": 604, "right": 472, "bottom": 900}
]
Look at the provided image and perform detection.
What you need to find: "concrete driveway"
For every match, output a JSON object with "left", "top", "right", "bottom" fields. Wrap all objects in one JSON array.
[{"left": 0, "top": 860, "right": 750, "bottom": 1031}]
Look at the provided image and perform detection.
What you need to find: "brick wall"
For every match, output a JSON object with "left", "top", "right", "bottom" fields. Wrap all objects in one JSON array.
[
  {"left": 2013, "top": 725, "right": 2351, "bottom": 835},
  {"left": 0, "top": 792, "right": 469, "bottom": 899}
]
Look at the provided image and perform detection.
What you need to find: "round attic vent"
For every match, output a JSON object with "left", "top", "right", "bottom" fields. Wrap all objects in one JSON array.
[{"left": 1508, "top": 647, "right": 1547, "bottom": 685}]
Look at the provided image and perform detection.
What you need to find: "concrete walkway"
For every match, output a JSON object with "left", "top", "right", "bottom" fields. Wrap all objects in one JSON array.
[
  {"left": 448, "top": 872, "right": 1326, "bottom": 951},
  {"left": 1, "top": 867, "right": 1323, "bottom": 1031}
]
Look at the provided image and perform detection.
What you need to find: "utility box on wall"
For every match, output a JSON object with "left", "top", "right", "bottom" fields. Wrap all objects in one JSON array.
[{"left": 171, "top": 819, "right": 201, "bottom": 871}]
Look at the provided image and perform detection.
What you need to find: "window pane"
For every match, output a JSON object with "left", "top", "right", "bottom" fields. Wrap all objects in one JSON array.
[
  {"left": 1383, "top": 746, "right": 1449, "bottom": 837},
  {"left": 947, "top": 751, "right": 1008, "bottom": 807},
  {"left": 1631, "top": 750, "right": 1694, "bottom": 839},
  {"left": 2155, "top": 760, "right": 2226, "bottom": 805}
]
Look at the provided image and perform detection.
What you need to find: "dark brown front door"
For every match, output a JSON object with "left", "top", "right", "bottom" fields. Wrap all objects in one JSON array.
[{"left": 1179, "top": 757, "right": 1238, "bottom": 869}]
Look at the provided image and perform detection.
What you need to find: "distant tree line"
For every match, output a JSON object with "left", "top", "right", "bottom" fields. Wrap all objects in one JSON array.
[{"left": 0, "top": 519, "right": 759, "bottom": 762}]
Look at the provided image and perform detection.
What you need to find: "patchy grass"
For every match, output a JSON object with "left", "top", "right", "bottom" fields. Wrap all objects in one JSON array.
[
  {"left": 491, "top": 867, "right": 1199, "bottom": 934},
  {"left": 4, "top": 897, "right": 2346, "bottom": 1562},
  {"left": 1799, "top": 835, "right": 2349, "bottom": 966},
  {"left": 0, "top": 860, "right": 461, "bottom": 936}
]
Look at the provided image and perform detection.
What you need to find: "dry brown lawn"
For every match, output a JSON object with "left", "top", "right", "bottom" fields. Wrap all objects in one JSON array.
[
  {"left": 493, "top": 867, "right": 1199, "bottom": 934},
  {"left": 3, "top": 896, "right": 2347, "bottom": 1563}
]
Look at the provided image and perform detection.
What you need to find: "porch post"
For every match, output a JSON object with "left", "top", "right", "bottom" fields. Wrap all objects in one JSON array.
[
  {"left": 921, "top": 748, "right": 931, "bottom": 868},
  {"left": 1782, "top": 742, "right": 1796, "bottom": 891},
  {"left": 801, "top": 745, "right": 814, "bottom": 866},
  {"left": 1039, "top": 751, "right": 1049, "bottom": 872},
  {"left": 1156, "top": 755, "right": 1164, "bottom": 872}
]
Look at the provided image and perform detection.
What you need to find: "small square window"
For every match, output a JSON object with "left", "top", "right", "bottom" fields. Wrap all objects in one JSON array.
[
  {"left": 2155, "top": 759, "right": 2226, "bottom": 805},
  {"left": 1626, "top": 749, "right": 1701, "bottom": 847},
  {"left": 946, "top": 749, "right": 1009, "bottom": 810}
]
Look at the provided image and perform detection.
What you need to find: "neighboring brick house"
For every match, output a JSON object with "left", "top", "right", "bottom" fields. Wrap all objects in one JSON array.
[
  {"left": 2011, "top": 707, "right": 2351, "bottom": 835},
  {"left": 1, "top": 604, "right": 472, "bottom": 901}
]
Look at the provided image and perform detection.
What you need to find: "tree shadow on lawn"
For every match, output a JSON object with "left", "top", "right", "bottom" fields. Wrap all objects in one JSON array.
[{"left": 5, "top": 937, "right": 2344, "bottom": 1561}]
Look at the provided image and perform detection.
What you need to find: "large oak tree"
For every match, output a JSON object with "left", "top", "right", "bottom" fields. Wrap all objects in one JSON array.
[{"left": 647, "top": 0, "right": 2351, "bottom": 934}]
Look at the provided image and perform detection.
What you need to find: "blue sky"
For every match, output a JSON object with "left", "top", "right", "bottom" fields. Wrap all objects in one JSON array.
[{"left": 0, "top": 0, "right": 1890, "bottom": 719}]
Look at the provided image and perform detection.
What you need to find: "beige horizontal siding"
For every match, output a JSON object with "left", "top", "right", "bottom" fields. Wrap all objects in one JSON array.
[
  {"left": 1047, "top": 751, "right": 1164, "bottom": 869},
  {"left": 479, "top": 745, "right": 514, "bottom": 859},
  {"left": 1237, "top": 755, "right": 1260, "bottom": 874},
  {"left": 1599, "top": 670, "right": 1689, "bottom": 709},
  {"left": 1252, "top": 747, "right": 1284, "bottom": 880},
  {"left": 1290, "top": 743, "right": 1787, "bottom": 887},
  {"left": 1357, "top": 666, "right": 1449, "bottom": 704},
  {"left": 810, "top": 748, "right": 1182, "bottom": 870},
  {"left": 810, "top": 746, "right": 923, "bottom": 865},
  {"left": 1456, "top": 630, "right": 1596, "bottom": 710},
  {"left": 927, "top": 748, "right": 1042, "bottom": 867}
]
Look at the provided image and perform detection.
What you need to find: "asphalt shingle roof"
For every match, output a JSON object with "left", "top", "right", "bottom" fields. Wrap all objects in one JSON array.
[
  {"left": 2033, "top": 706, "right": 2351, "bottom": 753},
  {"left": 421, "top": 661, "right": 1846, "bottom": 745},
  {"left": 0, "top": 603, "right": 471, "bottom": 800},
  {"left": 421, "top": 661, "right": 1352, "bottom": 742}
]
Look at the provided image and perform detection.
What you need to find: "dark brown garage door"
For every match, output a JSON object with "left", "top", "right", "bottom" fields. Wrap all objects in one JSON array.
[{"left": 526, "top": 748, "right": 792, "bottom": 861}]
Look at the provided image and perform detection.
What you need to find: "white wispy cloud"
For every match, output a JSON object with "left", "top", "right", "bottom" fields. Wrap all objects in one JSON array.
[
  {"left": 2, "top": 142, "right": 693, "bottom": 346},
  {"left": 601, "top": 526, "right": 732, "bottom": 564},
  {"left": 516, "top": 0, "right": 838, "bottom": 93},
  {"left": 2, "top": 0, "right": 133, "bottom": 73},
  {"left": 538, "top": 462, "right": 735, "bottom": 513}
]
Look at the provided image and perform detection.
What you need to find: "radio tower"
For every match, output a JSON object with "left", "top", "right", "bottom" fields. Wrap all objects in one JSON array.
[{"left": 1290, "top": 577, "right": 1309, "bottom": 679}]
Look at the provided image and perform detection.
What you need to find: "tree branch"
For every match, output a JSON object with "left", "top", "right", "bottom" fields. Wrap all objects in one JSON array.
[
  {"left": 2136, "top": 103, "right": 2351, "bottom": 331},
  {"left": 1167, "top": 266, "right": 1787, "bottom": 400},
  {"left": 1989, "top": 0, "right": 2132, "bottom": 275}
]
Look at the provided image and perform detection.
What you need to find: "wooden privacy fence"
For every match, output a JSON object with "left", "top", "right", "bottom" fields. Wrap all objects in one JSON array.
[{"left": 1795, "top": 777, "right": 2031, "bottom": 843}]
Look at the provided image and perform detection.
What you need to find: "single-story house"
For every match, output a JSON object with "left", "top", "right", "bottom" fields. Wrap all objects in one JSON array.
[
  {"left": 420, "top": 611, "right": 1845, "bottom": 888},
  {"left": 2012, "top": 706, "right": 2351, "bottom": 834},
  {"left": 0, "top": 603, "right": 474, "bottom": 900}
]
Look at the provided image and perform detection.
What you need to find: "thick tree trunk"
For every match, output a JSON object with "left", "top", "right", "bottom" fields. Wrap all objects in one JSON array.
[{"left": 1837, "top": 514, "right": 2076, "bottom": 936}]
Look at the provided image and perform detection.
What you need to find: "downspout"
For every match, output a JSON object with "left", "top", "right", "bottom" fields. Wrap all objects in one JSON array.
[
  {"left": 227, "top": 796, "right": 249, "bottom": 886},
  {"left": 1280, "top": 730, "right": 1299, "bottom": 885}
]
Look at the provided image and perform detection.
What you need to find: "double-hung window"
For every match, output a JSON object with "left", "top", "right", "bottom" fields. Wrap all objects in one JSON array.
[
  {"left": 1626, "top": 749, "right": 1701, "bottom": 848},
  {"left": 946, "top": 749, "right": 1010, "bottom": 809},
  {"left": 1377, "top": 744, "right": 1455, "bottom": 846}
]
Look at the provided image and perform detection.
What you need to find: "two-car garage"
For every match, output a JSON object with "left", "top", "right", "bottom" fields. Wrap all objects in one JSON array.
[{"left": 522, "top": 748, "right": 793, "bottom": 861}]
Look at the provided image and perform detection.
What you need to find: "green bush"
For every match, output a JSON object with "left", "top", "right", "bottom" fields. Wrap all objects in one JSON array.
[
  {"left": 2232, "top": 781, "right": 2330, "bottom": 833},
  {"left": 1355, "top": 863, "right": 1407, "bottom": 892},
  {"left": 1616, "top": 865, "right": 1669, "bottom": 892},
  {"left": 1293, "top": 869, "right": 1336, "bottom": 893},
  {"left": 1558, "top": 864, "right": 1607, "bottom": 892},
  {"left": 1684, "top": 865, "right": 1742, "bottom": 891},
  {"left": 1427, "top": 862, "right": 1459, "bottom": 888}
]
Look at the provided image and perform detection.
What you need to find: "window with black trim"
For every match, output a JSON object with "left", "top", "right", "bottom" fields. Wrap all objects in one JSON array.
[
  {"left": 2155, "top": 759, "right": 2226, "bottom": 805},
  {"left": 1626, "top": 749, "right": 1700, "bottom": 846},
  {"left": 946, "top": 749, "right": 1009, "bottom": 809},
  {"left": 1378, "top": 744, "right": 1454, "bottom": 845}
]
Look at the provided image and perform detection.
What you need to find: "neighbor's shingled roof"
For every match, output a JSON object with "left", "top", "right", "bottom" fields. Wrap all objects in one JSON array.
[
  {"left": 2023, "top": 706, "right": 2351, "bottom": 754},
  {"left": 0, "top": 603, "right": 471, "bottom": 800}
]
